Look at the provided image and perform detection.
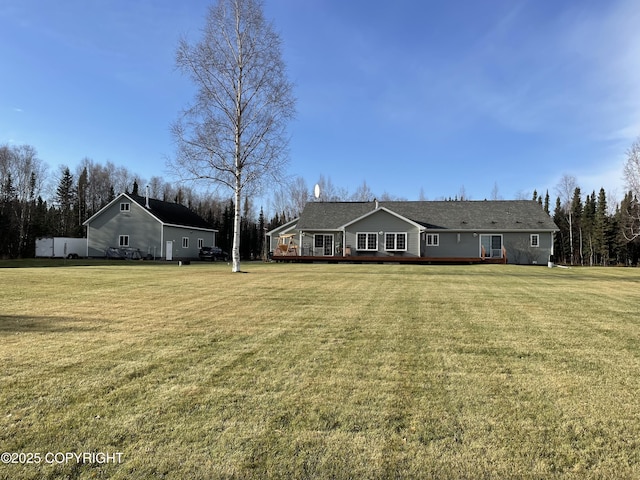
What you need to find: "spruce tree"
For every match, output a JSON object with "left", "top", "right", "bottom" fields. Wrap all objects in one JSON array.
[
  {"left": 553, "top": 196, "right": 568, "bottom": 264},
  {"left": 76, "top": 167, "right": 88, "bottom": 236},
  {"left": 544, "top": 190, "right": 550, "bottom": 215},
  {"left": 570, "top": 187, "right": 583, "bottom": 265},
  {"left": 595, "top": 188, "right": 608, "bottom": 265},
  {"left": 583, "top": 192, "right": 595, "bottom": 265},
  {"left": 0, "top": 173, "right": 16, "bottom": 257},
  {"left": 56, "top": 167, "right": 76, "bottom": 237}
]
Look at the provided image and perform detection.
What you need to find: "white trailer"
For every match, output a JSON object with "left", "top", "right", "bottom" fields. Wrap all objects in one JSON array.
[{"left": 35, "top": 237, "right": 87, "bottom": 258}]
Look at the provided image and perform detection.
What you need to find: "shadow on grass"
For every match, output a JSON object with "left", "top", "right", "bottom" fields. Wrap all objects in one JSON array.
[{"left": 0, "top": 314, "right": 95, "bottom": 334}]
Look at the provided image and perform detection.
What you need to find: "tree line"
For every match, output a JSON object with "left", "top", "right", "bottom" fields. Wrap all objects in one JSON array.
[
  {"left": 546, "top": 139, "right": 640, "bottom": 266},
  {"left": 530, "top": 184, "right": 640, "bottom": 266}
]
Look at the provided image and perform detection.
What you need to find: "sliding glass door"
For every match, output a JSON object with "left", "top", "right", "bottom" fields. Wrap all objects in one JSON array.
[
  {"left": 480, "top": 234, "right": 503, "bottom": 258},
  {"left": 314, "top": 234, "right": 334, "bottom": 256}
]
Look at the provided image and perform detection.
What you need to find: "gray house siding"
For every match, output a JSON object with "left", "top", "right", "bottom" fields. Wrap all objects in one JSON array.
[
  {"left": 504, "top": 231, "right": 553, "bottom": 265},
  {"left": 423, "top": 231, "right": 478, "bottom": 258},
  {"left": 344, "top": 210, "right": 421, "bottom": 257},
  {"left": 422, "top": 230, "right": 554, "bottom": 263},
  {"left": 86, "top": 200, "right": 163, "bottom": 257},
  {"left": 163, "top": 225, "right": 214, "bottom": 260}
]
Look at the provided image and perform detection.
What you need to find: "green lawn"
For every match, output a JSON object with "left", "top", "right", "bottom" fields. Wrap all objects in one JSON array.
[{"left": 1, "top": 262, "right": 639, "bottom": 479}]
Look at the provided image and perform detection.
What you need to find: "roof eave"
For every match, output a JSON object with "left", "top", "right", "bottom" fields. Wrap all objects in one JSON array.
[
  {"left": 163, "top": 223, "right": 217, "bottom": 233},
  {"left": 423, "top": 227, "right": 559, "bottom": 232},
  {"left": 266, "top": 217, "right": 299, "bottom": 236}
]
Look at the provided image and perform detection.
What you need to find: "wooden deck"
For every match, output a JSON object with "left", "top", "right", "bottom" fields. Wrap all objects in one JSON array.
[{"left": 272, "top": 255, "right": 507, "bottom": 265}]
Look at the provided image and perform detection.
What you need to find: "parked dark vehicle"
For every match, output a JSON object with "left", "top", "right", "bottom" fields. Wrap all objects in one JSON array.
[{"left": 199, "top": 246, "right": 229, "bottom": 261}]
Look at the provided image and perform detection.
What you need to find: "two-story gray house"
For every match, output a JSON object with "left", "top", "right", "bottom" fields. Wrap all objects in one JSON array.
[
  {"left": 83, "top": 193, "right": 217, "bottom": 260},
  {"left": 268, "top": 200, "right": 558, "bottom": 265}
]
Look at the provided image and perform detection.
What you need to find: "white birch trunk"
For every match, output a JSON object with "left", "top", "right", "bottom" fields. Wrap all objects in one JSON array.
[
  {"left": 232, "top": 182, "right": 241, "bottom": 272},
  {"left": 568, "top": 211, "right": 574, "bottom": 265}
]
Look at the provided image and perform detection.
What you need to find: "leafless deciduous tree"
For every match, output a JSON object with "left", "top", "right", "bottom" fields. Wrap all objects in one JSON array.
[
  {"left": 622, "top": 137, "right": 640, "bottom": 240},
  {"left": 490, "top": 182, "right": 502, "bottom": 200},
  {"left": 623, "top": 137, "right": 640, "bottom": 198},
  {"left": 351, "top": 180, "right": 374, "bottom": 202},
  {"left": 555, "top": 173, "right": 578, "bottom": 264},
  {"left": 271, "top": 176, "right": 309, "bottom": 220},
  {"left": 76, "top": 158, "right": 116, "bottom": 214},
  {"left": 171, "top": 0, "right": 295, "bottom": 272},
  {"left": 0, "top": 144, "right": 47, "bottom": 256}
]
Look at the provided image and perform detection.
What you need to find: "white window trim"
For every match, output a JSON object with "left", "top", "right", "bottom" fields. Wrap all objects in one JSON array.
[
  {"left": 120, "top": 202, "right": 130, "bottom": 212},
  {"left": 198, "top": 238, "right": 204, "bottom": 249},
  {"left": 119, "top": 235, "right": 129, "bottom": 247},
  {"left": 182, "top": 237, "right": 189, "bottom": 248},
  {"left": 385, "top": 232, "right": 407, "bottom": 251},
  {"left": 530, "top": 234, "right": 540, "bottom": 247},
  {"left": 426, "top": 233, "right": 439, "bottom": 247},
  {"left": 356, "top": 232, "right": 378, "bottom": 251}
]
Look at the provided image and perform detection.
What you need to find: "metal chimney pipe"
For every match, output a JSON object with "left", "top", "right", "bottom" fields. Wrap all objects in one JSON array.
[{"left": 145, "top": 185, "right": 150, "bottom": 209}]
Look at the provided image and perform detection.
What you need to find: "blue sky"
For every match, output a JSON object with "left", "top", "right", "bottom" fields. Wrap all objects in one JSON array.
[{"left": 2, "top": 0, "right": 639, "bottom": 207}]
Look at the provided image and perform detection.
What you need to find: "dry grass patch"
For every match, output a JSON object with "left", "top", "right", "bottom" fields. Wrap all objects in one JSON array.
[{"left": 1, "top": 263, "right": 640, "bottom": 478}]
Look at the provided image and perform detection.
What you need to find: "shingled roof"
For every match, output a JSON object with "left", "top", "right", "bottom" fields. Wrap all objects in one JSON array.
[
  {"left": 296, "top": 200, "right": 557, "bottom": 231},
  {"left": 128, "top": 194, "right": 214, "bottom": 230},
  {"left": 296, "top": 202, "right": 373, "bottom": 230}
]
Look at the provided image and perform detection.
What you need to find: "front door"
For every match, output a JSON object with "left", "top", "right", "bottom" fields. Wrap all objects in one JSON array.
[
  {"left": 323, "top": 235, "right": 333, "bottom": 256},
  {"left": 166, "top": 241, "right": 173, "bottom": 261},
  {"left": 480, "top": 234, "right": 502, "bottom": 258}
]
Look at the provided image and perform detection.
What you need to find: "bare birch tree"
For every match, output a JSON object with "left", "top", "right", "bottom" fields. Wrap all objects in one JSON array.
[
  {"left": 622, "top": 137, "right": 640, "bottom": 240},
  {"left": 555, "top": 174, "right": 578, "bottom": 264},
  {"left": 171, "top": 0, "right": 295, "bottom": 272},
  {"left": 0, "top": 144, "right": 47, "bottom": 257}
]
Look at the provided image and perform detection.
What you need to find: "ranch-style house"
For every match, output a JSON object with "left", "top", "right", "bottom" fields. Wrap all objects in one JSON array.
[{"left": 268, "top": 200, "right": 558, "bottom": 265}]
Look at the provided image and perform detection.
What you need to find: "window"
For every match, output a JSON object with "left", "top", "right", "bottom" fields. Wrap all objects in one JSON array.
[
  {"left": 119, "top": 235, "right": 129, "bottom": 247},
  {"left": 530, "top": 234, "right": 540, "bottom": 247},
  {"left": 182, "top": 237, "right": 189, "bottom": 248},
  {"left": 426, "top": 233, "right": 439, "bottom": 246},
  {"left": 120, "top": 202, "right": 130, "bottom": 212},
  {"left": 198, "top": 238, "right": 204, "bottom": 249},
  {"left": 385, "top": 233, "right": 407, "bottom": 251},
  {"left": 357, "top": 232, "right": 378, "bottom": 251}
]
